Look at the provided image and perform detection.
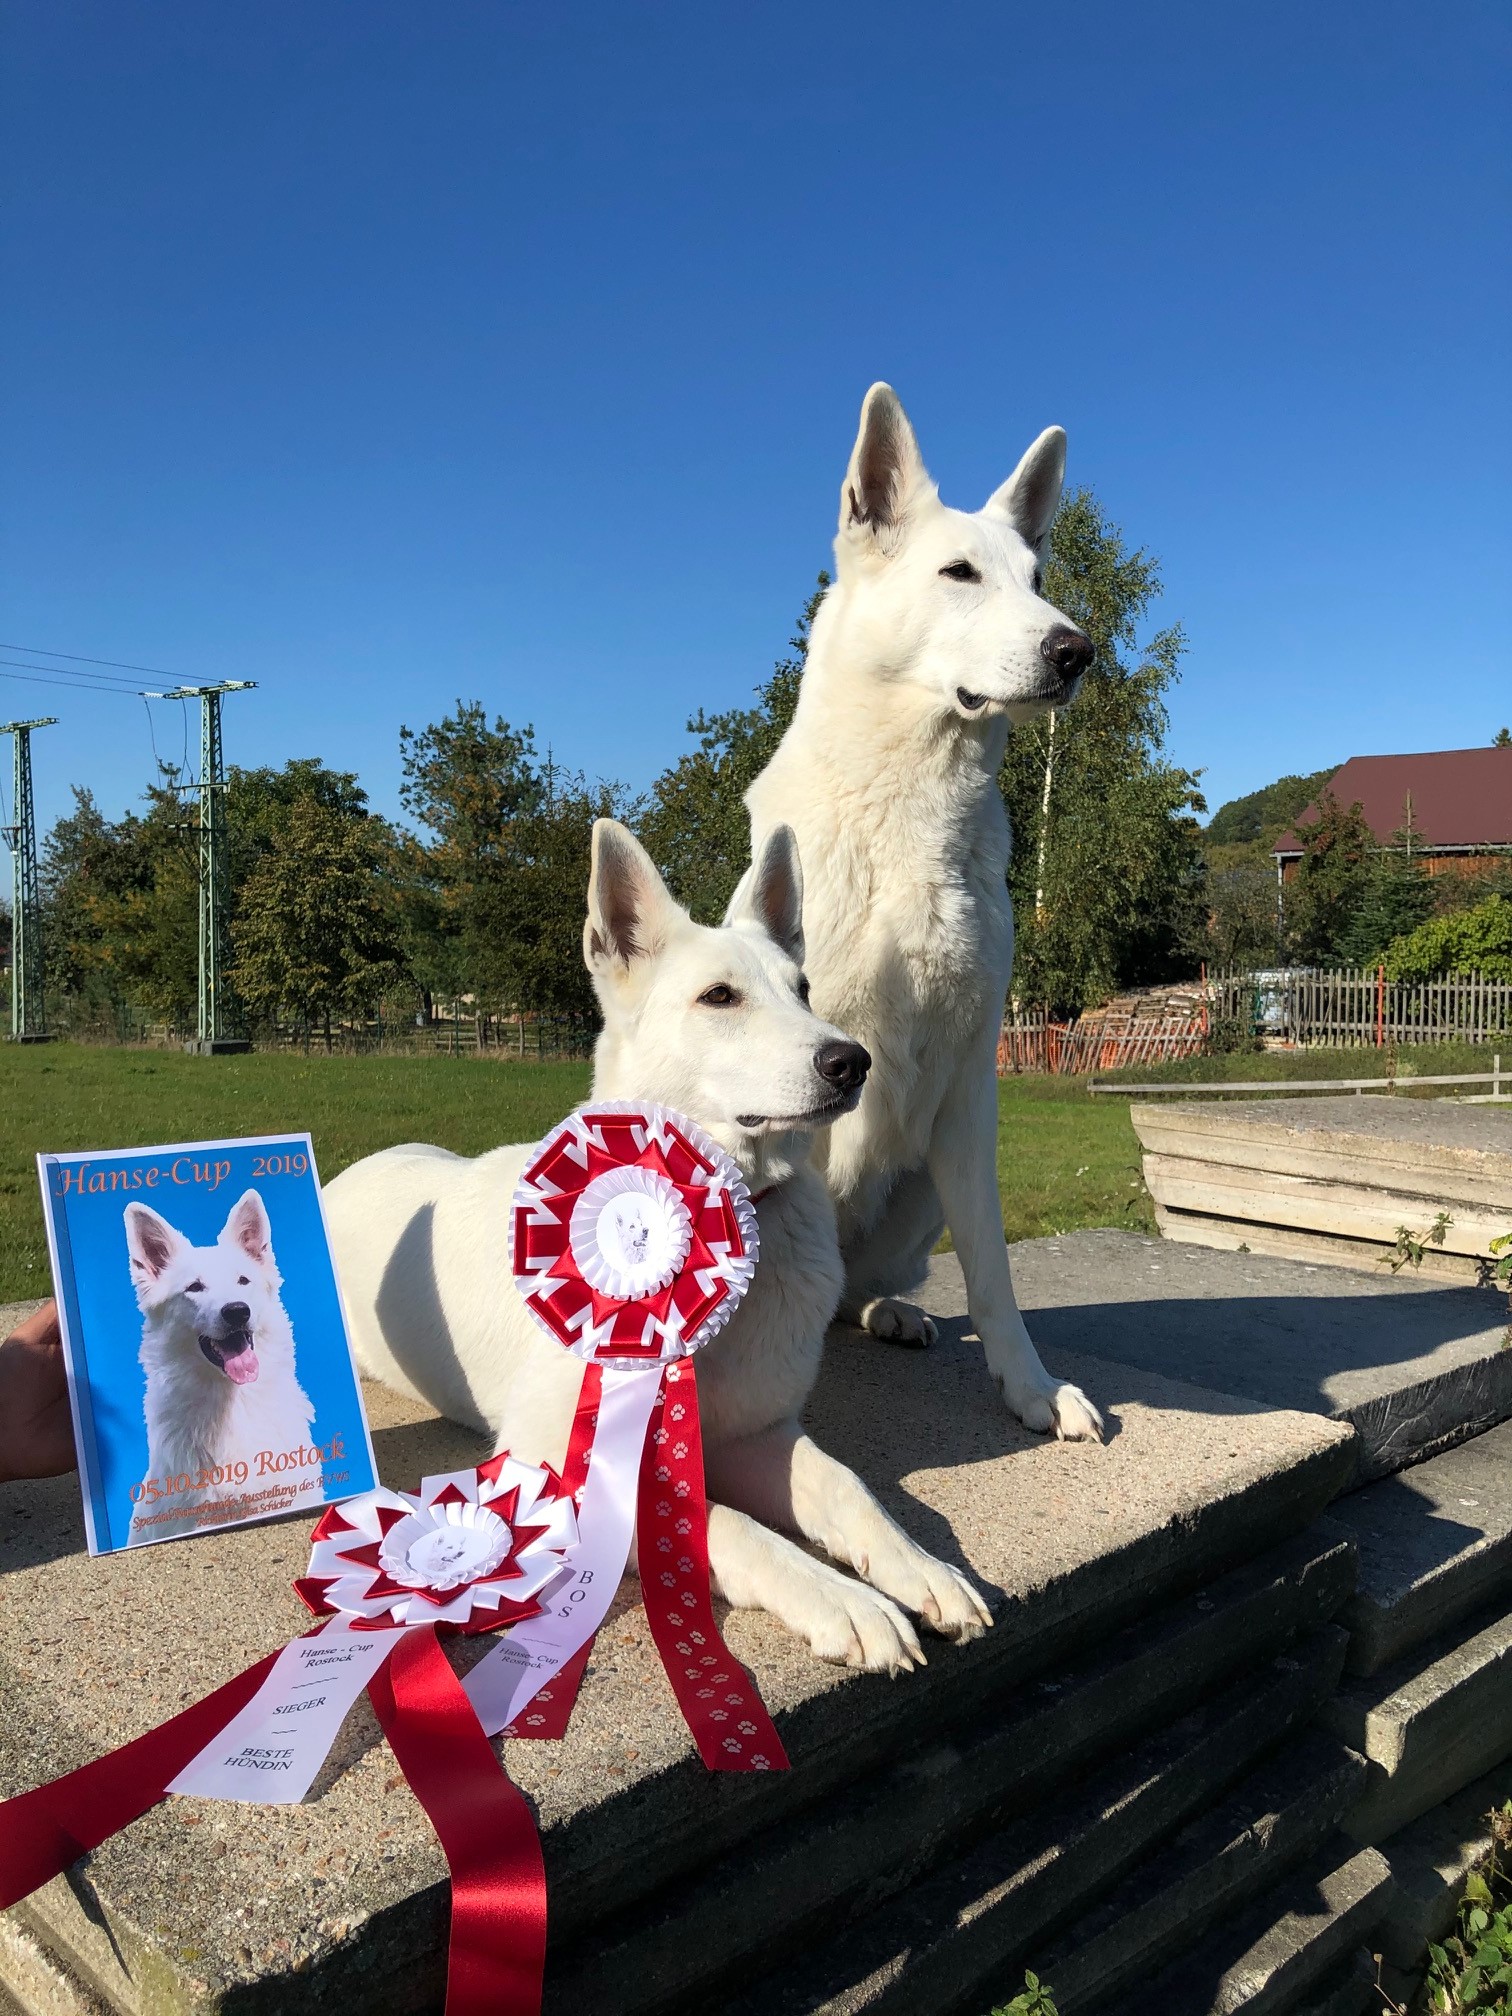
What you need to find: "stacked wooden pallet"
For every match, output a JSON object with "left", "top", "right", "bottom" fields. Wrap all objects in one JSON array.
[{"left": 1132, "top": 1094, "right": 1512, "bottom": 1280}]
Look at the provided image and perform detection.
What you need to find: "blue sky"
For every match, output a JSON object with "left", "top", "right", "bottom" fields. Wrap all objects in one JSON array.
[{"left": 3, "top": 1, "right": 1508, "bottom": 843}]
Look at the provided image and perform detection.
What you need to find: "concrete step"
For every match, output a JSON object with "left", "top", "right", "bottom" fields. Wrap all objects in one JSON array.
[
  {"left": 1374, "top": 1760, "right": 1512, "bottom": 1967},
  {"left": 1293, "top": 1950, "right": 1380, "bottom": 2016},
  {"left": 1, "top": 1306, "right": 1355, "bottom": 2016},
  {"left": 1025, "top": 1731, "right": 1367, "bottom": 2014},
  {"left": 1004, "top": 1231, "right": 1512, "bottom": 1483},
  {"left": 1326, "top": 1417, "right": 1512, "bottom": 1676},
  {"left": 553, "top": 1529, "right": 1356, "bottom": 2015},
  {"left": 1135, "top": 1841, "right": 1393, "bottom": 2014},
  {"left": 714, "top": 1632, "right": 1350, "bottom": 2016},
  {"left": 1132, "top": 1095, "right": 1512, "bottom": 1283},
  {"left": 1323, "top": 1596, "right": 1512, "bottom": 1844}
]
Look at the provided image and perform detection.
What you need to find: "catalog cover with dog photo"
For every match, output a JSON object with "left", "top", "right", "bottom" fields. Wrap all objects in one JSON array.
[{"left": 38, "top": 1134, "right": 378, "bottom": 1554}]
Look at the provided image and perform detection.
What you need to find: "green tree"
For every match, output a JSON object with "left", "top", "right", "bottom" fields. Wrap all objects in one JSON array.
[
  {"left": 641, "top": 579, "right": 827, "bottom": 921},
  {"left": 1283, "top": 790, "right": 1375, "bottom": 965},
  {"left": 1002, "top": 489, "right": 1207, "bottom": 1012},
  {"left": 398, "top": 702, "right": 546, "bottom": 1004},
  {"left": 1206, "top": 860, "right": 1278, "bottom": 966},
  {"left": 1494, "top": 726, "right": 1510, "bottom": 747},
  {"left": 1385, "top": 894, "right": 1512, "bottom": 984},
  {"left": 231, "top": 795, "right": 407, "bottom": 1043},
  {"left": 1204, "top": 768, "right": 1335, "bottom": 850}
]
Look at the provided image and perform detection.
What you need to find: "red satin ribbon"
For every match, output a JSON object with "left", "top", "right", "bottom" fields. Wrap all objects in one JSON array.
[
  {"left": 0, "top": 1644, "right": 285, "bottom": 1908},
  {"left": 637, "top": 1358, "right": 789, "bottom": 1773},
  {"left": 370, "top": 1625, "right": 547, "bottom": 2016}
]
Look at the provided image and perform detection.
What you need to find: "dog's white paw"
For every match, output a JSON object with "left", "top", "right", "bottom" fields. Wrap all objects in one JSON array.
[
  {"left": 858, "top": 1296, "right": 937, "bottom": 1349},
  {"left": 988, "top": 1351, "right": 1104, "bottom": 1442},
  {"left": 790, "top": 1564, "right": 928, "bottom": 1674},
  {"left": 874, "top": 1548, "right": 993, "bottom": 1642}
]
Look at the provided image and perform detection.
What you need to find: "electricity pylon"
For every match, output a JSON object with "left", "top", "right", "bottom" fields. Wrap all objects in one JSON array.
[
  {"left": 1, "top": 716, "right": 56, "bottom": 1042},
  {"left": 146, "top": 680, "right": 256, "bottom": 1053}
]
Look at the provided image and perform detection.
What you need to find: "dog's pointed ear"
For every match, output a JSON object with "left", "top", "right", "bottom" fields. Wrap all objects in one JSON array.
[
  {"left": 124, "top": 1202, "right": 185, "bottom": 1286},
  {"left": 985, "top": 426, "right": 1066, "bottom": 552},
  {"left": 584, "top": 820, "right": 679, "bottom": 975},
  {"left": 224, "top": 1189, "right": 273, "bottom": 1266},
  {"left": 839, "top": 383, "right": 933, "bottom": 555},
  {"left": 725, "top": 825, "right": 804, "bottom": 963}
]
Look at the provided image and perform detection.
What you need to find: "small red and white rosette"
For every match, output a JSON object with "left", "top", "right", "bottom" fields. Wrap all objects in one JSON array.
[
  {"left": 296, "top": 1455, "right": 577, "bottom": 1633},
  {"left": 464, "top": 1102, "right": 788, "bottom": 1774}
]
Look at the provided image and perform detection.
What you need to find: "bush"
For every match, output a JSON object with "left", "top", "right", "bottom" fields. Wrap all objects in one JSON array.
[{"left": 1384, "top": 895, "right": 1512, "bottom": 984}]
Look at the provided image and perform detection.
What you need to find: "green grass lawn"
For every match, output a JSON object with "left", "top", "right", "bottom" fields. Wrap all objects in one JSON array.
[{"left": 2, "top": 1037, "right": 1504, "bottom": 1304}]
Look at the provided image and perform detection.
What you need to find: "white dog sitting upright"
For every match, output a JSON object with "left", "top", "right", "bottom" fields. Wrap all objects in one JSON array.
[
  {"left": 324, "top": 820, "right": 990, "bottom": 1672},
  {"left": 743, "top": 383, "right": 1103, "bottom": 1441},
  {"left": 126, "top": 1189, "right": 316, "bottom": 1541}
]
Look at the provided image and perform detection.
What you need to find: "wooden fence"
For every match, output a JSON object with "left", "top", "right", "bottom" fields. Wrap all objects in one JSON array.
[
  {"left": 1001, "top": 967, "right": 1512, "bottom": 1076},
  {"left": 1209, "top": 967, "right": 1512, "bottom": 1048}
]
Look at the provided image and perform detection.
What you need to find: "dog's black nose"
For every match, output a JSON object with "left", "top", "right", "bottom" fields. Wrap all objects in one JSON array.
[
  {"left": 814, "top": 1040, "right": 871, "bottom": 1091},
  {"left": 1040, "top": 624, "right": 1094, "bottom": 681},
  {"left": 220, "top": 1301, "right": 251, "bottom": 1329}
]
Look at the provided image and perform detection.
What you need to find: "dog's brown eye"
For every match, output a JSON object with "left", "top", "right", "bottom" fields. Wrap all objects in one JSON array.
[
  {"left": 1032, "top": 567, "right": 1044, "bottom": 595},
  {"left": 186, "top": 1279, "right": 205, "bottom": 1292},
  {"left": 940, "top": 560, "right": 982, "bottom": 583},
  {"left": 238, "top": 1275, "right": 249, "bottom": 1286},
  {"left": 698, "top": 983, "right": 740, "bottom": 1008},
  {"left": 797, "top": 976, "right": 811, "bottom": 1004}
]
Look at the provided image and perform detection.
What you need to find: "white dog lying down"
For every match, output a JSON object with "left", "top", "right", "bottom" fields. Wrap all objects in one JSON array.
[{"left": 324, "top": 821, "right": 991, "bottom": 1672}]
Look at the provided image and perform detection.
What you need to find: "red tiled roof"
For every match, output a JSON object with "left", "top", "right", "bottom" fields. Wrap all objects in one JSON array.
[{"left": 1274, "top": 747, "right": 1512, "bottom": 857}]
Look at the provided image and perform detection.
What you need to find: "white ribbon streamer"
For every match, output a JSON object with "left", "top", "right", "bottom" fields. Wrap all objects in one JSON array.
[
  {"left": 168, "top": 1617, "right": 403, "bottom": 1805},
  {"left": 463, "top": 1364, "right": 662, "bottom": 1737}
]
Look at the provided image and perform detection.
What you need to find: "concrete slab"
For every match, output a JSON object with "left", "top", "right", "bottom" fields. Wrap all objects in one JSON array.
[
  {"left": 1133, "top": 1095, "right": 1512, "bottom": 1281},
  {"left": 556, "top": 1528, "right": 1355, "bottom": 2015},
  {"left": 1327, "top": 1418, "right": 1512, "bottom": 1676},
  {"left": 1138, "top": 1843, "right": 1393, "bottom": 2014},
  {"left": 1001, "top": 1231, "right": 1512, "bottom": 1482},
  {"left": 0, "top": 1916, "right": 109, "bottom": 2016},
  {"left": 1293, "top": 1950, "right": 1379, "bottom": 2016},
  {"left": 719, "top": 1636, "right": 1350, "bottom": 2016},
  {"left": 1374, "top": 1761, "right": 1512, "bottom": 1966},
  {"left": 1324, "top": 1602, "right": 1512, "bottom": 1844},
  {"left": 0, "top": 1316, "right": 1352, "bottom": 2016}
]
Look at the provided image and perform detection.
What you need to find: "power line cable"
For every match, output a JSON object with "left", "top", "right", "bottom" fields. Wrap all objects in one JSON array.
[
  {"left": 0, "top": 664, "right": 146, "bottom": 696},
  {"left": 0, "top": 643, "right": 178, "bottom": 677},
  {"left": 0, "top": 655, "right": 149, "bottom": 690}
]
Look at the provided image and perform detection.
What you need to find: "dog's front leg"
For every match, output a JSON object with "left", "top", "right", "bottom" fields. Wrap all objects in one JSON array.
[
  {"left": 705, "top": 1423, "right": 991, "bottom": 1642},
  {"left": 927, "top": 1049, "right": 1103, "bottom": 1440},
  {"left": 699, "top": 1502, "right": 924, "bottom": 1674}
]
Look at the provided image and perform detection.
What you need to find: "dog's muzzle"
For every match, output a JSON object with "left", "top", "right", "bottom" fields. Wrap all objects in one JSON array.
[{"left": 199, "top": 1325, "right": 260, "bottom": 1385}]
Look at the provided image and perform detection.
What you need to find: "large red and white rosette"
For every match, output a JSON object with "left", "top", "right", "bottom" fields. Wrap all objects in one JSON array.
[
  {"left": 0, "top": 1458, "right": 578, "bottom": 2016},
  {"left": 464, "top": 1102, "right": 789, "bottom": 1773}
]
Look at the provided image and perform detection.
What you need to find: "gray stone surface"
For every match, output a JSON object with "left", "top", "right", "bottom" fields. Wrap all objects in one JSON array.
[
  {"left": 719, "top": 1636, "right": 1350, "bottom": 2016},
  {"left": 1138, "top": 1843, "right": 1393, "bottom": 2014},
  {"left": 1293, "top": 1950, "right": 1379, "bottom": 2016},
  {"left": 1375, "top": 1760, "right": 1512, "bottom": 1966},
  {"left": 1324, "top": 1601, "right": 1512, "bottom": 1845},
  {"left": 0, "top": 1307, "right": 1352, "bottom": 2016},
  {"left": 0, "top": 1917, "right": 108, "bottom": 2016},
  {"left": 1027, "top": 1731, "right": 1368, "bottom": 2014},
  {"left": 1134, "top": 1094, "right": 1512, "bottom": 1284},
  {"left": 1003, "top": 1231, "right": 1512, "bottom": 1481},
  {"left": 1142, "top": 1093, "right": 1512, "bottom": 1161},
  {"left": 1328, "top": 1418, "right": 1512, "bottom": 1676},
  {"left": 558, "top": 1529, "right": 1355, "bottom": 2014}
]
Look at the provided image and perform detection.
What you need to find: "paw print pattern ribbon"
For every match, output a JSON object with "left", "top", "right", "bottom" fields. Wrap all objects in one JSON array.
[
  {"left": 0, "top": 1458, "right": 577, "bottom": 2016},
  {"left": 466, "top": 1102, "right": 789, "bottom": 1775}
]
